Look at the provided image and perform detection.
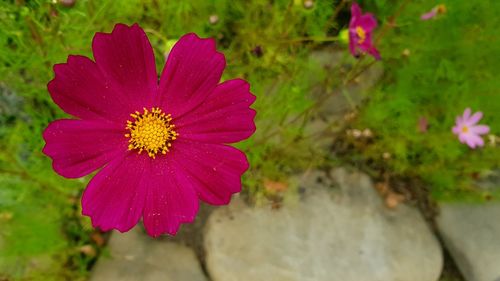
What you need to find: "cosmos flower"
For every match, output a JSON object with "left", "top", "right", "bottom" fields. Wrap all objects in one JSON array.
[
  {"left": 42, "top": 24, "right": 256, "bottom": 237},
  {"left": 420, "top": 4, "right": 447, "bottom": 21},
  {"left": 349, "top": 2, "right": 381, "bottom": 60},
  {"left": 452, "top": 108, "right": 489, "bottom": 149}
]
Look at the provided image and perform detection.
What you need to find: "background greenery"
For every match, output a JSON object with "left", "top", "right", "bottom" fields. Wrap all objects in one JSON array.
[
  {"left": 0, "top": 0, "right": 498, "bottom": 280},
  {"left": 355, "top": 0, "right": 500, "bottom": 201}
]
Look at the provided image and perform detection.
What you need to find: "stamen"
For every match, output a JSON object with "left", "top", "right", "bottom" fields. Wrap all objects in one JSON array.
[
  {"left": 356, "top": 26, "right": 366, "bottom": 44},
  {"left": 125, "top": 107, "right": 178, "bottom": 159},
  {"left": 461, "top": 126, "right": 469, "bottom": 133}
]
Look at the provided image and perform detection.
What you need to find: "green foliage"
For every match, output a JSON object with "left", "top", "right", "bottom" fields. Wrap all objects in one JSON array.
[
  {"left": 356, "top": 0, "right": 500, "bottom": 201},
  {"left": 0, "top": 175, "right": 66, "bottom": 278}
]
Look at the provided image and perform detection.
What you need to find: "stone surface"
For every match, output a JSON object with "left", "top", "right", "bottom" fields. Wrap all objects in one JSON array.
[
  {"left": 90, "top": 227, "right": 207, "bottom": 281},
  {"left": 437, "top": 203, "right": 500, "bottom": 281},
  {"left": 204, "top": 168, "right": 442, "bottom": 281}
]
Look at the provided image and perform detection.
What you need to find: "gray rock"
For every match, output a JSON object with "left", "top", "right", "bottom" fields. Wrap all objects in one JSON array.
[
  {"left": 437, "top": 203, "right": 500, "bottom": 281},
  {"left": 90, "top": 227, "right": 207, "bottom": 281},
  {"left": 204, "top": 168, "right": 442, "bottom": 281}
]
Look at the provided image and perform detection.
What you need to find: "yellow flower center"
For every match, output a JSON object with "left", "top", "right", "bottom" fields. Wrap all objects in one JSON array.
[
  {"left": 125, "top": 107, "right": 178, "bottom": 158},
  {"left": 356, "top": 26, "right": 366, "bottom": 44},
  {"left": 461, "top": 126, "right": 469, "bottom": 133},
  {"left": 436, "top": 4, "right": 447, "bottom": 14}
]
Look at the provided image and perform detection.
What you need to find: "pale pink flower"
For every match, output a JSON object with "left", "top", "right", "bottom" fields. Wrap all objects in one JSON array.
[
  {"left": 452, "top": 108, "right": 490, "bottom": 149},
  {"left": 420, "top": 4, "right": 447, "bottom": 21},
  {"left": 418, "top": 116, "right": 428, "bottom": 133}
]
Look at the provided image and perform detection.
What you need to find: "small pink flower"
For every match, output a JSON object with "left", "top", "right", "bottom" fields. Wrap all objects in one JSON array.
[
  {"left": 42, "top": 24, "right": 256, "bottom": 237},
  {"left": 420, "top": 9, "right": 438, "bottom": 20},
  {"left": 452, "top": 108, "right": 490, "bottom": 149},
  {"left": 348, "top": 2, "right": 381, "bottom": 60},
  {"left": 418, "top": 116, "right": 428, "bottom": 133},
  {"left": 420, "top": 4, "right": 446, "bottom": 21},
  {"left": 420, "top": 4, "right": 446, "bottom": 20}
]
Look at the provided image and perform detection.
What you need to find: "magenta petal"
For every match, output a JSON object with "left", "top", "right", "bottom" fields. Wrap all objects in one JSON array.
[
  {"left": 359, "top": 33, "right": 374, "bottom": 48},
  {"left": 42, "top": 119, "right": 126, "bottom": 178},
  {"left": 81, "top": 153, "right": 148, "bottom": 232},
  {"left": 175, "top": 79, "right": 256, "bottom": 144},
  {"left": 367, "top": 45, "right": 381, "bottom": 60},
  {"left": 158, "top": 33, "right": 225, "bottom": 118},
  {"left": 359, "top": 14, "right": 378, "bottom": 31},
  {"left": 48, "top": 55, "right": 134, "bottom": 122},
  {"left": 142, "top": 156, "right": 199, "bottom": 237},
  {"left": 172, "top": 140, "right": 248, "bottom": 206},
  {"left": 92, "top": 23, "right": 157, "bottom": 110},
  {"left": 467, "top": 111, "right": 483, "bottom": 125},
  {"left": 358, "top": 35, "right": 381, "bottom": 60},
  {"left": 471, "top": 125, "right": 490, "bottom": 135},
  {"left": 452, "top": 125, "right": 461, "bottom": 135},
  {"left": 351, "top": 3, "right": 362, "bottom": 20}
]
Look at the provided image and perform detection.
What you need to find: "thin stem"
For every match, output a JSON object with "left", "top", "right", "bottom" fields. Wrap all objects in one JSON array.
[
  {"left": 276, "top": 37, "right": 339, "bottom": 44},
  {"left": 253, "top": 88, "right": 336, "bottom": 146},
  {"left": 0, "top": 151, "right": 67, "bottom": 194},
  {"left": 324, "top": 0, "right": 349, "bottom": 33},
  {"left": 375, "top": 0, "right": 412, "bottom": 44},
  {"left": 341, "top": 88, "right": 356, "bottom": 110},
  {"left": 0, "top": 168, "right": 65, "bottom": 195},
  {"left": 144, "top": 28, "right": 169, "bottom": 44},
  {"left": 344, "top": 58, "right": 377, "bottom": 85}
]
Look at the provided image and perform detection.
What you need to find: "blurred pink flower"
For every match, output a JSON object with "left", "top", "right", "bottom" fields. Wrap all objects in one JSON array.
[
  {"left": 348, "top": 2, "right": 381, "bottom": 60},
  {"left": 43, "top": 24, "right": 256, "bottom": 237},
  {"left": 418, "top": 116, "right": 428, "bottom": 133},
  {"left": 420, "top": 9, "right": 437, "bottom": 20},
  {"left": 420, "top": 4, "right": 447, "bottom": 21},
  {"left": 452, "top": 108, "right": 489, "bottom": 149}
]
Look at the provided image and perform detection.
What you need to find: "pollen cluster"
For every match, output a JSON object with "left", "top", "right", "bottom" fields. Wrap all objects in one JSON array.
[
  {"left": 125, "top": 107, "right": 178, "bottom": 158},
  {"left": 355, "top": 26, "right": 366, "bottom": 44}
]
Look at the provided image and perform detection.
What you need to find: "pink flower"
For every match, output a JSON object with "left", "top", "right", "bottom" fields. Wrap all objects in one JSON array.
[
  {"left": 420, "top": 4, "right": 446, "bottom": 21},
  {"left": 42, "top": 24, "right": 256, "bottom": 237},
  {"left": 452, "top": 108, "right": 489, "bottom": 149},
  {"left": 418, "top": 116, "right": 428, "bottom": 133},
  {"left": 348, "top": 2, "right": 381, "bottom": 60},
  {"left": 420, "top": 8, "right": 438, "bottom": 21}
]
